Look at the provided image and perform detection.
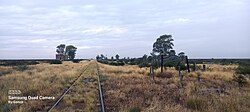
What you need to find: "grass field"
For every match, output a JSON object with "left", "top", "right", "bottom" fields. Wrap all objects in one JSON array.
[
  {"left": 0, "top": 60, "right": 100, "bottom": 112},
  {"left": 0, "top": 60, "right": 249, "bottom": 112},
  {"left": 99, "top": 63, "right": 250, "bottom": 112}
]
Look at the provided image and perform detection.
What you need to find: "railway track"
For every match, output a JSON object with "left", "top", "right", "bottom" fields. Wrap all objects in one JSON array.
[
  {"left": 48, "top": 62, "right": 91, "bottom": 112},
  {"left": 48, "top": 61, "right": 106, "bottom": 112},
  {"left": 96, "top": 63, "right": 106, "bottom": 112}
]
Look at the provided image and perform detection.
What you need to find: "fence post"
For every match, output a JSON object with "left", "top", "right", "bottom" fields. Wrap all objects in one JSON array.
[
  {"left": 202, "top": 64, "right": 206, "bottom": 71},
  {"left": 185, "top": 56, "right": 190, "bottom": 73},
  {"left": 161, "top": 55, "right": 163, "bottom": 74},
  {"left": 193, "top": 62, "right": 196, "bottom": 71},
  {"left": 150, "top": 66, "right": 154, "bottom": 80},
  {"left": 197, "top": 74, "right": 201, "bottom": 82},
  {"left": 178, "top": 65, "right": 181, "bottom": 77}
]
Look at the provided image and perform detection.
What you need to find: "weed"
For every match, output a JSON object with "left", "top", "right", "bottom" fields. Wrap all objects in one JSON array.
[
  {"left": 129, "top": 107, "right": 141, "bottom": 112},
  {"left": 13, "top": 65, "right": 29, "bottom": 71},
  {"left": 50, "top": 60, "right": 62, "bottom": 64},
  {"left": 233, "top": 74, "right": 247, "bottom": 87},
  {"left": 186, "top": 97, "right": 207, "bottom": 110}
]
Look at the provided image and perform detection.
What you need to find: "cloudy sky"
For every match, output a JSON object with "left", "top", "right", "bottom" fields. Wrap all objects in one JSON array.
[{"left": 0, "top": 0, "right": 249, "bottom": 59}]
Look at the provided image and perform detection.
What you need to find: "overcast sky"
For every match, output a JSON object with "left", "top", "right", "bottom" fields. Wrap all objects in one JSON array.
[{"left": 0, "top": 0, "right": 249, "bottom": 59}]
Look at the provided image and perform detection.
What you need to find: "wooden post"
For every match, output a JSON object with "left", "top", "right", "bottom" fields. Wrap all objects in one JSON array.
[
  {"left": 193, "top": 62, "right": 196, "bottom": 71},
  {"left": 180, "top": 74, "right": 183, "bottom": 82},
  {"left": 202, "top": 64, "right": 206, "bottom": 71},
  {"left": 178, "top": 66, "right": 181, "bottom": 77},
  {"left": 161, "top": 54, "right": 163, "bottom": 74},
  {"left": 197, "top": 74, "right": 201, "bottom": 82},
  {"left": 185, "top": 56, "right": 190, "bottom": 73},
  {"left": 150, "top": 66, "right": 154, "bottom": 80}
]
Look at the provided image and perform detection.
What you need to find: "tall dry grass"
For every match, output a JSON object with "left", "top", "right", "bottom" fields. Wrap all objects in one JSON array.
[
  {"left": 0, "top": 60, "right": 90, "bottom": 111},
  {"left": 99, "top": 63, "right": 250, "bottom": 112}
]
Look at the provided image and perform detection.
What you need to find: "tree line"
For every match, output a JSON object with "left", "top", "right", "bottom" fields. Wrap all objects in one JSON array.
[{"left": 97, "top": 34, "right": 188, "bottom": 70}]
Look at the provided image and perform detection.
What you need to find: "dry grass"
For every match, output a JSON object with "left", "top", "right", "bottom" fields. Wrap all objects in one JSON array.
[
  {"left": 99, "top": 63, "right": 250, "bottom": 112},
  {"left": 52, "top": 61, "right": 99, "bottom": 112},
  {"left": 0, "top": 60, "right": 93, "bottom": 111},
  {"left": 1, "top": 61, "right": 248, "bottom": 111}
]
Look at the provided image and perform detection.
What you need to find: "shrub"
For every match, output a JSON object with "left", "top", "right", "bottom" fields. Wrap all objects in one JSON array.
[
  {"left": 163, "top": 61, "right": 177, "bottom": 67},
  {"left": 0, "top": 71, "right": 11, "bottom": 76},
  {"left": 50, "top": 60, "right": 62, "bottom": 64},
  {"left": 72, "top": 59, "right": 80, "bottom": 63},
  {"left": 106, "top": 61, "right": 124, "bottom": 66},
  {"left": 138, "top": 62, "right": 150, "bottom": 68},
  {"left": 129, "top": 107, "right": 141, "bottom": 112},
  {"left": 0, "top": 104, "right": 12, "bottom": 112},
  {"left": 233, "top": 74, "right": 247, "bottom": 87},
  {"left": 13, "top": 65, "right": 29, "bottom": 71},
  {"left": 156, "top": 72, "right": 174, "bottom": 78},
  {"left": 175, "top": 64, "right": 187, "bottom": 71},
  {"left": 236, "top": 62, "right": 250, "bottom": 75},
  {"left": 186, "top": 97, "right": 207, "bottom": 110},
  {"left": 0, "top": 60, "right": 39, "bottom": 66}
]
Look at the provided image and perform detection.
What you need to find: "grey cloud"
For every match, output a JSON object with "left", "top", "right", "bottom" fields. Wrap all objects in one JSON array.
[{"left": 0, "top": 0, "right": 249, "bottom": 59}]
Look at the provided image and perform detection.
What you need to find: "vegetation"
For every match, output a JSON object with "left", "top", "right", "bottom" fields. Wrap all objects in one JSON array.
[
  {"left": 0, "top": 60, "right": 100, "bottom": 111},
  {"left": 13, "top": 65, "right": 29, "bottom": 71},
  {"left": 99, "top": 62, "right": 250, "bottom": 112},
  {"left": 186, "top": 97, "right": 207, "bottom": 110},
  {"left": 129, "top": 107, "right": 141, "bottom": 112},
  {"left": 56, "top": 44, "right": 77, "bottom": 60},
  {"left": 236, "top": 61, "right": 250, "bottom": 75},
  {"left": 49, "top": 60, "right": 62, "bottom": 64},
  {"left": 233, "top": 74, "right": 247, "bottom": 87}
]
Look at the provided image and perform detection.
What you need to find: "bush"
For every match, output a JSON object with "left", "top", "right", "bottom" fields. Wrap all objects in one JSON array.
[
  {"left": 186, "top": 97, "right": 207, "bottom": 110},
  {"left": 233, "top": 74, "right": 247, "bottom": 87},
  {"left": 50, "top": 60, "right": 62, "bottom": 64},
  {"left": 236, "top": 62, "right": 250, "bottom": 75},
  {"left": 175, "top": 64, "right": 187, "bottom": 71},
  {"left": 72, "top": 59, "right": 80, "bottom": 63},
  {"left": 0, "top": 71, "right": 11, "bottom": 76},
  {"left": 156, "top": 72, "right": 174, "bottom": 78},
  {"left": 0, "top": 60, "right": 39, "bottom": 66},
  {"left": 0, "top": 104, "right": 12, "bottom": 112},
  {"left": 164, "top": 61, "right": 177, "bottom": 67},
  {"left": 13, "top": 65, "right": 29, "bottom": 71},
  {"left": 138, "top": 62, "right": 150, "bottom": 68},
  {"left": 129, "top": 107, "right": 141, "bottom": 112}
]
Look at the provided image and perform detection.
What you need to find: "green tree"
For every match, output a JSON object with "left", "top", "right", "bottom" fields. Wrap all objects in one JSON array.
[
  {"left": 100, "top": 54, "right": 105, "bottom": 60},
  {"left": 142, "top": 54, "right": 148, "bottom": 61},
  {"left": 153, "top": 34, "right": 174, "bottom": 56},
  {"left": 65, "top": 45, "right": 77, "bottom": 60},
  {"left": 115, "top": 54, "right": 120, "bottom": 60},
  {"left": 56, "top": 44, "right": 66, "bottom": 54},
  {"left": 170, "top": 50, "right": 176, "bottom": 56},
  {"left": 178, "top": 52, "right": 186, "bottom": 61},
  {"left": 152, "top": 34, "right": 174, "bottom": 73},
  {"left": 96, "top": 55, "right": 100, "bottom": 60}
]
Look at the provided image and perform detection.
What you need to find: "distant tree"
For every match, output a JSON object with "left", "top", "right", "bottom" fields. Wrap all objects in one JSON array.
[
  {"left": 65, "top": 45, "right": 77, "bottom": 60},
  {"left": 142, "top": 54, "right": 148, "bottom": 61},
  {"left": 96, "top": 55, "right": 100, "bottom": 60},
  {"left": 100, "top": 54, "right": 105, "bottom": 60},
  {"left": 152, "top": 34, "right": 174, "bottom": 73},
  {"left": 56, "top": 44, "right": 66, "bottom": 54},
  {"left": 115, "top": 54, "right": 120, "bottom": 60},
  {"left": 111, "top": 56, "right": 114, "bottom": 60},
  {"left": 178, "top": 52, "right": 186, "bottom": 61},
  {"left": 170, "top": 50, "right": 176, "bottom": 56},
  {"left": 152, "top": 34, "right": 174, "bottom": 56}
]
